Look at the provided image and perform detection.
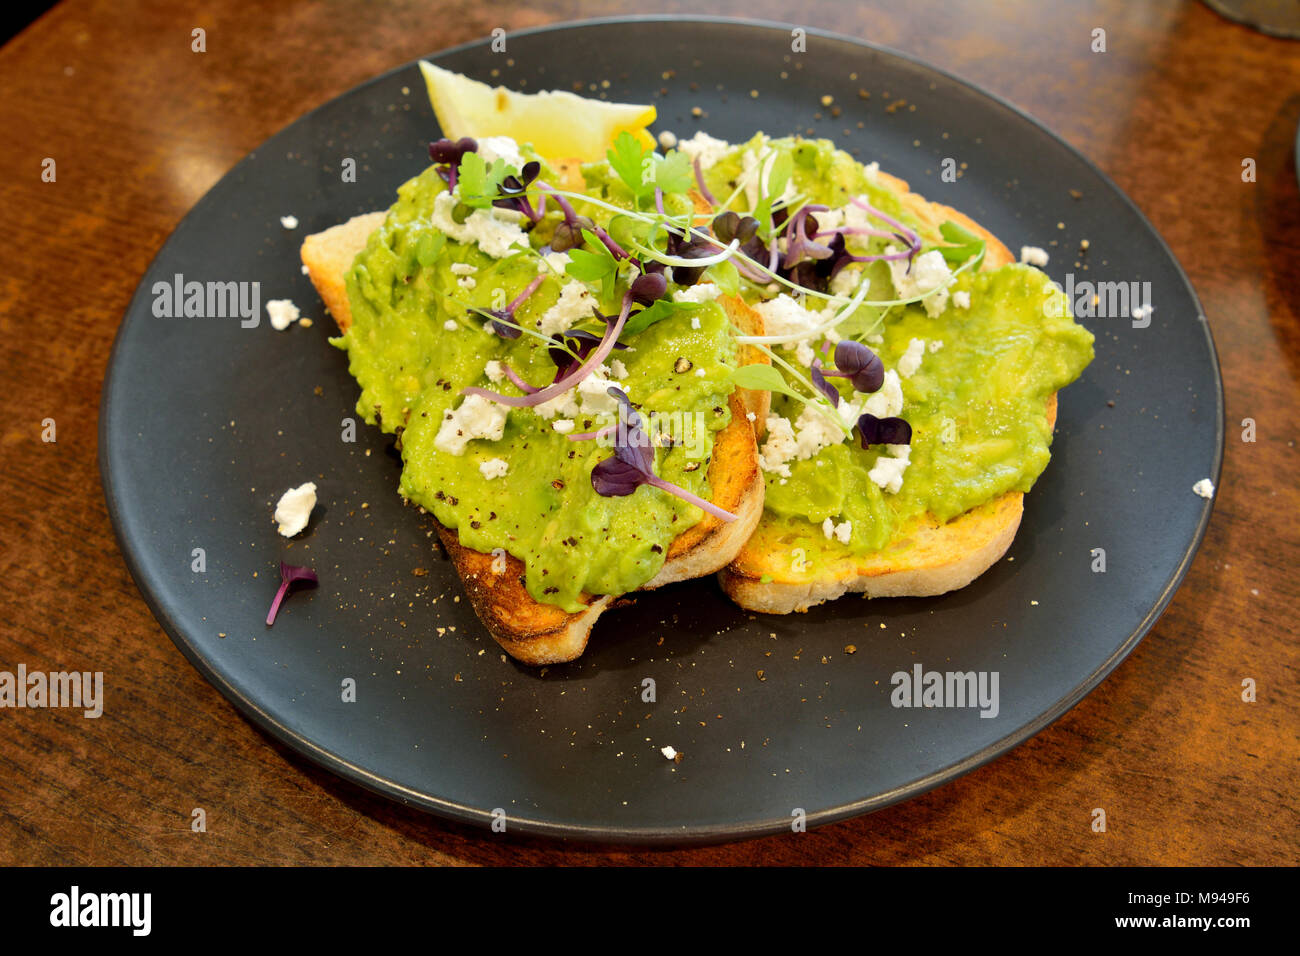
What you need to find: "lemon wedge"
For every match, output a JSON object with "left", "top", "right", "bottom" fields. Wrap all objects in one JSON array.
[{"left": 419, "top": 61, "right": 656, "bottom": 162}]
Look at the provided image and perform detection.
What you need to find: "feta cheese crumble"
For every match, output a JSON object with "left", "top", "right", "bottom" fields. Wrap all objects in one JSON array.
[
  {"left": 1193, "top": 478, "right": 1215, "bottom": 499},
  {"left": 868, "top": 445, "right": 912, "bottom": 494},
  {"left": 434, "top": 394, "right": 508, "bottom": 455},
  {"left": 551, "top": 419, "right": 576, "bottom": 434},
  {"left": 897, "top": 338, "right": 926, "bottom": 378},
  {"left": 537, "top": 280, "right": 594, "bottom": 335},
  {"left": 1020, "top": 245, "right": 1050, "bottom": 267},
  {"left": 754, "top": 293, "right": 823, "bottom": 339},
  {"left": 431, "top": 191, "right": 529, "bottom": 258},
  {"left": 822, "top": 517, "right": 852, "bottom": 544},
  {"left": 478, "top": 458, "right": 509, "bottom": 480},
  {"left": 273, "top": 482, "right": 316, "bottom": 537},
  {"left": 475, "top": 135, "right": 524, "bottom": 170},
  {"left": 861, "top": 369, "right": 905, "bottom": 419},
  {"left": 449, "top": 262, "right": 478, "bottom": 276},
  {"left": 759, "top": 415, "right": 798, "bottom": 478},
  {"left": 952, "top": 290, "right": 971, "bottom": 310},
  {"left": 443, "top": 319, "right": 459, "bottom": 331},
  {"left": 266, "top": 298, "right": 300, "bottom": 331},
  {"left": 673, "top": 282, "right": 721, "bottom": 304},
  {"left": 483, "top": 359, "right": 504, "bottom": 383},
  {"left": 676, "top": 131, "right": 732, "bottom": 171},
  {"left": 279, "top": 215, "right": 298, "bottom": 230},
  {"left": 887, "top": 248, "right": 952, "bottom": 318}
]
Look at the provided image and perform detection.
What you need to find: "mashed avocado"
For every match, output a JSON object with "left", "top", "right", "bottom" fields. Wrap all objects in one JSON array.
[
  {"left": 337, "top": 164, "right": 736, "bottom": 613},
  {"left": 695, "top": 133, "right": 1094, "bottom": 557}
]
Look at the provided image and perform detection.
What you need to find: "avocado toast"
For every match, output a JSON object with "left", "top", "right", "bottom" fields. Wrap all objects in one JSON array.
[
  {"left": 302, "top": 141, "right": 766, "bottom": 665},
  {"left": 666, "top": 133, "right": 1095, "bottom": 612}
]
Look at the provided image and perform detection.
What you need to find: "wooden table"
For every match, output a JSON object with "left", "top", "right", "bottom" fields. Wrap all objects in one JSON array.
[{"left": 1, "top": 0, "right": 1296, "bottom": 866}]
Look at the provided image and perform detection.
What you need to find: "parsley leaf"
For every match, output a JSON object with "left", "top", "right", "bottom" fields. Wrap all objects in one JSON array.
[
  {"left": 653, "top": 149, "right": 695, "bottom": 196},
  {"left": 456, "top": 152, "right": 508, "bottom": 209},
  {"left": 606, "top": 130, "right": 696, "bottom": 206},
  {"left": 607, "top": 131, "right": 652, "bottom": 203}
]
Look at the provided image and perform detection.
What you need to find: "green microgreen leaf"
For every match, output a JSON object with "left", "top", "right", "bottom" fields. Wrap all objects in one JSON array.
[
  {"left": 708, "top": 259, "right": 740, "bottom": 298},
  {"left": 731, "top": 363, "right": 806, "bottom": 402},
  {"left": 565, "top": 228, "right": 619, "bottom": 299},
  {"left": 937, "top": 220, "right": 987, "bottom": 268},
  {"left": 752, "top": 150, "right": 794, "bottom": 232}
]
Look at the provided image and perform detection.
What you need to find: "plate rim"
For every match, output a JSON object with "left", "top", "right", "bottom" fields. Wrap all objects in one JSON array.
[{"left": 98, "top": 14, "right": 1225, "bottom": 846}]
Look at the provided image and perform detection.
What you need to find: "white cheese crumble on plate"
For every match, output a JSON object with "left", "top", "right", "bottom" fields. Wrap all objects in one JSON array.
[
  {"left": 266, "top": 299, "right": 300, "bottom": 331},
  {"left": 1020, "top": 245, "right": 1050, "bottom": 267},
  {"left": 280, "top": 215, "right": 298, "bottom": 230},
  {"left": 273, "top": 482, "right": 316, "bottom": 537},
  {"left": 1192, "top": 478, "right": 1215, "bottom": 499}
]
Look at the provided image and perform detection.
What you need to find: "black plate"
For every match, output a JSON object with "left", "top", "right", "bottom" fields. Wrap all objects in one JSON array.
[{"left": 100, "top": 17, "right": 1223, "bottom": 843}]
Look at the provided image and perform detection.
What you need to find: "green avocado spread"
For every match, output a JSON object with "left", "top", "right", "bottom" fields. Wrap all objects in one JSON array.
[
  {"left": 336, "top": 157, "right": 736, "bottom": 613},
  {"left": 333, "top": 131, "right": 1093, "bottom": 611}
]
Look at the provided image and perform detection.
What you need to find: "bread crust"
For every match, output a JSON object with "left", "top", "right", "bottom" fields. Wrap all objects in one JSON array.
[
  {"left": 301, "top": 192, "right": 766, "bottom": 665},
  {"left": 719, "top": 168, "right": 1061, "bottom": 614}
]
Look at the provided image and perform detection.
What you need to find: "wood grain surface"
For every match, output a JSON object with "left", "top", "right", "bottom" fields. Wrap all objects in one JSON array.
[{"left": 0, "top": 0, "right": 1296, "bottom": 866}]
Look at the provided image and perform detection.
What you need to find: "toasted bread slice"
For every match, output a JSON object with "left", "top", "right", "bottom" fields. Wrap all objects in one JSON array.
[
  {"left": 301, "top": 175, "right": 766, "bottom": 664},
  {"left": 719, "top": 170, "right": 1060, "bottom": 614}
]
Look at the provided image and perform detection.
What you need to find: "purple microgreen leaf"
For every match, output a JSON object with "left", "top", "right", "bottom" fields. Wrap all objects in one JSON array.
[
  {"left": 266, "top": 561, "right": 318, "bottom": 627},
  {"left": 830, "top": 340, "right": 885, "bottom": 393},
  {"left": 856, "top": 413, "right": 912, "bottom": 448},
  {"left": 809, "top": 358, "right": 841, "bottom": 407},
  {"left": 428, "top": 136, "right": 477, "bottom": 165},
  {"left": 590, "top": 455, "right": 646, "bottom": 497},
  {"left": 463, "top": 292, "right": 635, "bottom": 408},
  {"left": 629, "top": 270, "right": 668, "bottom": 306}
]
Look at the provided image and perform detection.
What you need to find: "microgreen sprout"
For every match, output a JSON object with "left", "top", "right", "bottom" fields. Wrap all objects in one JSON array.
[
  {"left": 470, "top": 273, "right": 545, "bottom": 338},
  {"left": 266, "top": 561, "right": 318, "bottom": 626},
  {"left": 588, "top": 387, "right": 738, "bottom": 522}
]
